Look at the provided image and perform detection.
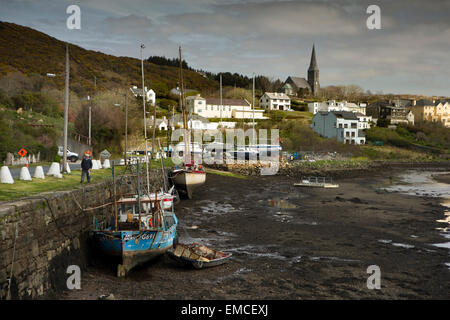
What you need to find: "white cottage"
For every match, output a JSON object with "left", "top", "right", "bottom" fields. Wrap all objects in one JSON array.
[
  {"left": 130, "top": 86, "right": 156, "bottom": 106},
  {"left": 259, "top": 92, "right": 291, "bottom": 111},
  {"left": 186, "top": 95, "right": 267, "bottom": 119}
]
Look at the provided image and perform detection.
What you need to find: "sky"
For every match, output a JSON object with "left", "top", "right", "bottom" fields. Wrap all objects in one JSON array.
[{"left": 0, "top": 0, "right": 449, "bottom": 96}]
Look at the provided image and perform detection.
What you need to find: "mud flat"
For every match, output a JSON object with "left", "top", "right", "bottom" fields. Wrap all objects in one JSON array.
[{"left": 62, "top": 167, "right": 450, "bottom": 300}]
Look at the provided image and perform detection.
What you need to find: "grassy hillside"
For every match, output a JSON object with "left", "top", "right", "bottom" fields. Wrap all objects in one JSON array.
[{"left": 0, "top": 21, "right": 218, "bottom": 97}]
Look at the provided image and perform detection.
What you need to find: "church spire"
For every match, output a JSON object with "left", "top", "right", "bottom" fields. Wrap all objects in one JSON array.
[
  {"left": 307, "top": 44, "right": 319, "bottom": 96},
  {"left": 308, "top": 44, "right": 318, "bottom": 71}
]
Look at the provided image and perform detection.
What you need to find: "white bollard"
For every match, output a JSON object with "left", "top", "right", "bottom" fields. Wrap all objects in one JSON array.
[
  {"left": 33, "top": 166, "right": 45, "bottom": 179},
  {"left": 47, "top": 162, "right": 61, "bottom": 176},
  {"left": 103, "top": 159, "right": 110, "bottom": 168},
  {"left": 92, "top": 159, "right": 99, "bottom": 170},
  {"left": 19, "top": 166, "right": 32, "bottom": 181},
  {"left": 0, "top": 166, "right": 14, "bottom": 184}
]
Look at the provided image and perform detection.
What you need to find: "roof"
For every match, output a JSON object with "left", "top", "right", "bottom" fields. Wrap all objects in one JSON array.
[
  {"left": 205, "top": 98, "right": 250, "bottom": 107},
  {"left": 263, "top": 92, "right": 290, "bottom": 100},
  {"left": 186, "top": 95, "right": 205, "bottom": 100},
  {"left": 415, "top": 99, "right": 435, "bottom": 107},
  {"left": 286, "top": 76, "right": 311, "bottom": 89},
  {"left": 309, "top": 44, "right": 319, "bottom": 71},
  {"left": 331, "top": 111, "right": 358, "bottom": 120},
  {"left": 171, "top": 113, "right": 209, "bottom": 124},
  {"left": 130, "top": 87, "right": 154, "bottom": 96}
]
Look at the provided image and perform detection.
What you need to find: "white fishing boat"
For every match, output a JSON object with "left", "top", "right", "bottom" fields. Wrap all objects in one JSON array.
[
  {"left": 170, "top": 46, "right": 206, "bottom": 199},
  {"left": 171, "top": 162, "right": 206, "bottom": 199}
]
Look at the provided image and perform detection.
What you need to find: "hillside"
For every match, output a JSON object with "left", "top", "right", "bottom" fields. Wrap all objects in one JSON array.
[{"left": 0, "top": 21, "right": 218, "bottom": 97}]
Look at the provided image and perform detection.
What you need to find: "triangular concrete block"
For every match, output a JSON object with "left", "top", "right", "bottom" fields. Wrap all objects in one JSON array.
[
  {"left": 33, "top": 166, "right": 45, "bottom": 179},
  {"left": 103, "top": 159, "right": 110, "bottom": 168},
  {"left": 0, "top": 166, "right": 14, "bottom": 184},
  {"left": 19, "top": 167, "right": 32, "bottom": 181},
  {"left": 47, "top": 162, "right": 61, "bottom": 176},
  {"left": 92, "top": 159, "right": 99, "bottom": 170}
]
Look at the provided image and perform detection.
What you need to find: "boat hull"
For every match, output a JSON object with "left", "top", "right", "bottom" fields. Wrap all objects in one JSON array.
[
  {"left": 92, "top": 224, "right": 177, "bottom": 276},
  {"left": 172, "top": 171, "right": 206, "bottom": 199}
]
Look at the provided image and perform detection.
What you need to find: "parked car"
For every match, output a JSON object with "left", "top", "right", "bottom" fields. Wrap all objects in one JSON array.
[{"left": 57, "top": 146, "right": 79, "bottom": 162}]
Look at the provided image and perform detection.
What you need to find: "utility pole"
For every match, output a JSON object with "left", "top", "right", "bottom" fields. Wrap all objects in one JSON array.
[
  {"left": 220, "top": 73, "right": 222, "bottom": 126},
  {"left": 88, "top": 76, "right": 96, "bottom": 148},
  {"left": 252, "top": 74, "right": 255, "bottom": 144},
  {"left": 63, "top": 43, "right": 69, "bottom": 173},
  {"left": 124, "top": 91, "right": 128, "bottom": 166}
]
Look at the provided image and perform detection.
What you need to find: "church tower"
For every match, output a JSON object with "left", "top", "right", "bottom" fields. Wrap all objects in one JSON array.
[{"left": 307, "top": 44, "right": 320, "bottom": 96}]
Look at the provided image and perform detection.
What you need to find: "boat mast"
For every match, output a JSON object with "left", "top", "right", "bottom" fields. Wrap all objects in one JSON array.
[
  {"left": 179, "top": 46, "right": 191, "bottom": 164},
  {"left": 140, "top": 44, "right": 150, "bottom": 195}
]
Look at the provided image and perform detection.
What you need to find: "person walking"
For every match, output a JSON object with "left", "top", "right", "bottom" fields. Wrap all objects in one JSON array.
[{"left": 80, "top": 151, "right": 93, "bottom": 183}]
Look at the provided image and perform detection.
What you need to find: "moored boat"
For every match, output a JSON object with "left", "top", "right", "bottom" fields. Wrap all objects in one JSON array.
[
  {"left": 170, "top": 162, "right": 206, "bottom": 199},
  {"left": 92, "top": 195, "right": 178, "bottom": 277},
  {"left": 167, "top": 243, "right": 232, "bottom": 269}
]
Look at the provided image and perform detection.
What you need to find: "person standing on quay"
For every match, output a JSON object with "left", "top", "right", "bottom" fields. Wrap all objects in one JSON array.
[{"left": 80, "top": 151, "right": 93, "bottom": 183}]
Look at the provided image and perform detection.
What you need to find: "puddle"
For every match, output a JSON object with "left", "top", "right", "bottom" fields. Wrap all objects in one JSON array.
[
  {"left": 379, "top": 239, "right": 415, "bottom": 249},
  {"left": 385, "top": 170, "right": 450, "bottom": 261},
  {"left": 227, "top": 245, "right": 289, "bottom": 261},
  {"left": 392, "top": 243, "right": 415, "bottom": 249},
  {"left": 198, "top": 200, "right": 239, "bottom": 215},
  {"left": 308, "top": 256, "right": 361, "bottom": 263},
  {"left": 384, "top": 170, "right": 450, "bottom": 198}
]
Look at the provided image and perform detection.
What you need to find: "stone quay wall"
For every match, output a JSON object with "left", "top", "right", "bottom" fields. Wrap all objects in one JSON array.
[{"left": 0, "top": 170, "right": 164, "bottom": 300}]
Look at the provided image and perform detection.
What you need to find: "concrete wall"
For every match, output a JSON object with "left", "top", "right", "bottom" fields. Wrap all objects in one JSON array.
[{"left": 0, "top": 170, "right": 164, "bottom": 299}]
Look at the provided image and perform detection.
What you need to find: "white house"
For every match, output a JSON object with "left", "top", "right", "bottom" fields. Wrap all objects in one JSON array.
[
  {"left": 186, "top": 95, "right": 267, "bottom": 119},
  {"left": 259, "top": 92, "right": 291, "bottom": 111},
  {"left": 355, "top": 113, "right": 372, "bottom": 130},
  {"left": 308, "top": 100, "right": 366, "bottom": 115},
  {"left": 130, "top": 86, "right": 156, "bottom": 106},
  {"left": 311, "top": 111, "right": 366, "bottom": 145}
]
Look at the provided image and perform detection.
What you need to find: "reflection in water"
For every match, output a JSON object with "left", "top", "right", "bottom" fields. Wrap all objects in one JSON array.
[{"left": 267, "top": 199, "right": 297, "bottom": 209}]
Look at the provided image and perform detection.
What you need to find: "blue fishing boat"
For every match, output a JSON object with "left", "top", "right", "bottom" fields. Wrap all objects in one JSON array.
[{"left": 92, "top": 194, "right": 178, "bottom": 277}]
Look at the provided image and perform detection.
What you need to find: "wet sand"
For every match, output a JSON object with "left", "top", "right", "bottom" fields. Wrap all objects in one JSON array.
[{"left": 61, "top": 169, "right": 450, "bottom": 300}]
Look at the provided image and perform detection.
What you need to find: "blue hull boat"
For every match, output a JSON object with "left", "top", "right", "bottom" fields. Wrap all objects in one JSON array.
[{"left": 92, "top": 195, "right": 178, "bottom": 277}]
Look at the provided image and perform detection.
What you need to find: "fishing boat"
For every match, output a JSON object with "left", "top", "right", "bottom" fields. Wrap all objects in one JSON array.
[
  {"left": 171, "top": 46, "right": 206, "bottom": 199},
  {"left": 92, "top": 190, "right": 178, "bottom": 277},
  {"left": 167, "top": 243, "right": 232, "bottom": 269},
  {"left": 91, "top": 44, "right": 178, "bottom": 277}
]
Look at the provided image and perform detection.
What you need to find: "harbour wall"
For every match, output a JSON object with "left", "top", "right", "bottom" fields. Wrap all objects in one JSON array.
[
  {"left": 207, "top": 160, "right": 450, "bottom": 178},
  {"left": 0, "top": 170, "right": 164, "bottom": 300}
]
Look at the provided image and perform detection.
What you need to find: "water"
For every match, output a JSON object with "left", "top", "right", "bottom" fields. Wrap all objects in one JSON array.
[{"left": 385, "top": 170, "right": 450, "bottom": 267}]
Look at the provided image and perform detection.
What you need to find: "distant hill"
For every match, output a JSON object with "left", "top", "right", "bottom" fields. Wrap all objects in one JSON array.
[{"left": 0, "top": 21, "right": 218, "bottom": 97}]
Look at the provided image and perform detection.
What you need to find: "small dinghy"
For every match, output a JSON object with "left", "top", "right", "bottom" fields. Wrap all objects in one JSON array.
[{"left": 167, "top": 243, "right": 232, "bottom": 269}]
